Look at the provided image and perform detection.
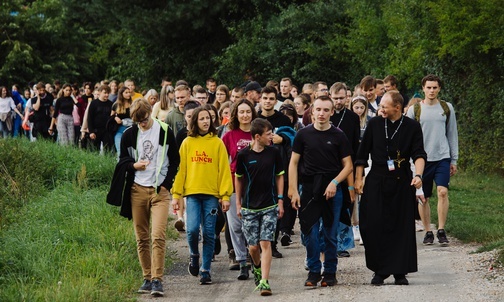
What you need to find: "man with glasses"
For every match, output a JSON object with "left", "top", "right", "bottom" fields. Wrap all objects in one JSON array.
[
  {"left": 313, "top": 81, "right": 329, "bottom": 98},
  {"left": 108, "top": 98, "right": 179, "bottom": 297},
  {"left": 193, "top": 87, "right": 209, "bottom": 105}
]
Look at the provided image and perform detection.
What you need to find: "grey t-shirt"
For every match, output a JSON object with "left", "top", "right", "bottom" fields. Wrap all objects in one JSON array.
[{"left": 406, "top": 101, "right": 458, "bottom": 164}]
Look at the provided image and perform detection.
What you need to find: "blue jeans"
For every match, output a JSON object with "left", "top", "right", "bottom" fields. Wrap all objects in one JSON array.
[
  {"left": 114, "top": 125, "right": 127, "bottom": 154},
  {"left": 186, "top": 195, "right": 219, "bottom": 272},
  {"left": 302, "top": 188, "right": 343, "bottom": 274}
]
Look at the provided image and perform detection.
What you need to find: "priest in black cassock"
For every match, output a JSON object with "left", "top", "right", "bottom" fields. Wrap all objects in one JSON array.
[{"left": 354, "top": 91, "right": 426, "bottom": 286}]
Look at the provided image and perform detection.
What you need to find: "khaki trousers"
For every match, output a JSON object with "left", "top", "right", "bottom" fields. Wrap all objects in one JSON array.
[{"left": 131, "top": 183, "right": 170, "bottom": 280}]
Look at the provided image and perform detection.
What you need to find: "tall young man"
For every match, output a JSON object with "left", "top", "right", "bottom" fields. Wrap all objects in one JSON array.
[
  {"left": 406, "top": 74, "right": 459, "bottom": 246},
  {"left": 87, "top": 85, "right": 113, "bottom": 152},
  {"left": 108, "top": 98, "right": 179, "bottom": 297},
  {"left": 288, "top": 95, "right": 353, "bottom": 287}
]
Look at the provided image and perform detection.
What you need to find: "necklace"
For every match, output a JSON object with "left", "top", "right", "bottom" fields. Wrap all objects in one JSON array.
[{"left": 384, "top": 115, "right": 404, "bottom": 141}]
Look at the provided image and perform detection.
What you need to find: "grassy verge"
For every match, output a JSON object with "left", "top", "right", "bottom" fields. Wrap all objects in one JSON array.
[
  {"left": 0, "top": 139, "right": 178, "bottom": 301},
  {"left": 428, "top": 172, "right": 504, "bottom": 262}
]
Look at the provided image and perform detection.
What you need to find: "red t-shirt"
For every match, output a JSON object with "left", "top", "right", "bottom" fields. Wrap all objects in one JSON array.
[{"left": 222, "top": 128, "right": 252, "bottom": 174}]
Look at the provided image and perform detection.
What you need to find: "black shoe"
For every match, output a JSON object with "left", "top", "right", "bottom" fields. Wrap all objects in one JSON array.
[
  {"left": 280, "top": 232, "right": 291, "bottom": 247},
  {"left": 228, "top": 249, "right": 240, "bottom": 270},
  {"left": 214, "top": 235, "right": 221, "bottom": 255},
  {"left": 272, "top": 246, "right": 283, "bottom": 258},
  {"left": 304, "top": 272, "right": 322, "bottom": 287},
  {"left": 437, "top": 229, "right": 450, "bottom": 246},
  {"left": 150, "top": 279, "right": 164, "bottom": 297},
  {"left": 137, "top": 279, "right": 152, "bottom": 294},
  {"left": 394, "top": 274, "right": 409, "bottom": 285},
  {"left": 321, "top": 273, "right": 337, "bottom": 287},
  {"left": 238, "top": 264, "right": 249, "bottom": 280},
  {"left": 423, "top": 231, "right": 434, "bottom": 245},
  {"left": 188, "top": 254, "right": 199, "bottom": 276},
  {"left": 199, "top": 271, "right": 212, "bottom": 285},
  {"left": 337, "top": 251, "right": 350, "bottom": 258},
  {"left": 371, "top": 273, "right": 390, "bottom": 286}
]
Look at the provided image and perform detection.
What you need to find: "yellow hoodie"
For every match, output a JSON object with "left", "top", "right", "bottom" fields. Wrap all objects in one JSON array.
[{"left": 172, "top": 133, "right": 233, "bottom": 201}]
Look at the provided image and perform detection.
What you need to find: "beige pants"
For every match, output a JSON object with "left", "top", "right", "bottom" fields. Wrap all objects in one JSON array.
[{"left": 131, "top": 183, "right": 171, "bottom": 280}]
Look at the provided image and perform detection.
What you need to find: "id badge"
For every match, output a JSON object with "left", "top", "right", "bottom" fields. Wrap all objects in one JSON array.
[{"left": 387, "top": 159, "right": 395, "bottom": 171}]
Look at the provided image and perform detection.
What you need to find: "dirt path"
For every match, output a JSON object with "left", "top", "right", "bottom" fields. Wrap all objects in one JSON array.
[{"left": 141, "top": 224, "right": 503, "bottom": 302}]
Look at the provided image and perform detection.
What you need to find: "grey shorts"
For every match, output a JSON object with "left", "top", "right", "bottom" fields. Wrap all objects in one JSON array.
[{"left": 241, "top": 206, "right": 278, "bottom": 246}]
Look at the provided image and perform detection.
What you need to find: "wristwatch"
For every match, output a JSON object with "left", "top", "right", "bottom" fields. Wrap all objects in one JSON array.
[{"left": 414, "top": 174, "right": 423, "bottom": 180}]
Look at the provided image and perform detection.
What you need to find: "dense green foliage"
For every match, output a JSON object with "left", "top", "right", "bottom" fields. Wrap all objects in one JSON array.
[
  {"left": 1, "top": 0, "right": 503, "bottom": 172},
  {"left": 0, "top": 139, "right": 179, "bottom": 301}
]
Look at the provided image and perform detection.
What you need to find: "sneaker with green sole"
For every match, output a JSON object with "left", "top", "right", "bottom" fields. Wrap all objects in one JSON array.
[
  {"left": 252, "top": 265, "right": 262, "bottom": 286},
  {"left": 255, "top": 279, "right": 272, "bottom": 296}
]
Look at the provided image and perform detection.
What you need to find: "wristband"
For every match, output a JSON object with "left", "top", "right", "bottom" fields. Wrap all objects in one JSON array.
[
  {"left": 277, "top": 195, "right": 283, "bottom": 199},
  {"left": 348, "top": 186, "right": 354, "bottom": 191},
  {"left": 415, "top": 174, "right": 423, "bottom": 180},
  {"left": 331, "top": 179, "right": 339, "bottom": 186}
]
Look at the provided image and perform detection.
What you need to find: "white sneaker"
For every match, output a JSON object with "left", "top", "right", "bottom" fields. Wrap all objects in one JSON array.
[
  {"left": 415, "top": 220, "right": 424, "bottom": 232},
  {"left": 359, "top": 237, "right": 364, "bottom": 246},
  {"left": 352, "top": 226, "right": 361, "bottom": 241}
]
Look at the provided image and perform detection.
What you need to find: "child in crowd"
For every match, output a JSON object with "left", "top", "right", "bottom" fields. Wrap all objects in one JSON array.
[{"left": 235, "top": 118, "right": 284, "bottom": 296}]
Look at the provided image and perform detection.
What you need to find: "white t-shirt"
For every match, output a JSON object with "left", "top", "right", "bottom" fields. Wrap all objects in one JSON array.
[
  {"left": 134, "top": 121, "right": 161, "bottom": 187},
  {"left": 0, "top": 97, "right": 16, "bottom": 114}
]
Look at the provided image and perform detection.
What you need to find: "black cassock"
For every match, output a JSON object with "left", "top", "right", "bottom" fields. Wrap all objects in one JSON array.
[{"left": 355, "top": 116, "right": 426, "bottom": 275}]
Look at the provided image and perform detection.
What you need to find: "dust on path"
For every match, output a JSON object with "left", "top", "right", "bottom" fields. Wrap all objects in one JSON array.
[{"left": 141, "top": 225, "right": 503, "bottom": 302}]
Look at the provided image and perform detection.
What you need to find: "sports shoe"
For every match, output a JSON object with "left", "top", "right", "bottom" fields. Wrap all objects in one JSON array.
[
  {"left": 199, "top": 271, "right": 212, "bottom": 285},
  {"left": 321, "top": 273, "right": 337, "bottom": 287},
  {"left": 272, "top": 245, "right": 283, "bottom": 258},
  {"left": 228, "top": 249, "right": 240, "bottom": 270},
  {"left": 137, "top": 279, "right": 152, "bottom": 294},
  {"left": 174, "top": 218, "right": 185, "bottom": 231},
  {"left": 415, "top": 220, "right": 424, "bottom": 232},
  {"left": 337, "top": 250, "right": 350, "bottom": 258},
  {"left": 304, "top": 272, "right": 322, "bottom": 287},
  {"left": 437, "top": 229, "right": 450, "bottom": 246},
  {"left": 237, "top": 264, "right": 249, "bottom": 280},
  {"left": 371, "top": 273, "right": 390, "bottom": 286},
  {"left": 280, "top": 232, "right": 291, "bottom": 246},
  {"left": 255, "top": 279, "right": 272, "bottom": 296},
  {"left": 150, "top": 279, "right": 164, "bottom": 297},
  {"left": 304, "top": 257, "right": 309, "bottom": 271},
  {"left": 252, "top": 263, "right": 262, "bottom": 286},
  {"left": 359, "top": 237, "right": 364, "bottom": 245},
  {"left": 393, "top": 274, "right": 409, "bottom": 285},
  {"left": 352, "top": 225, "right": 361, "bottom": 241},
  {"left": 423, "top": 231, "right": 434, "bottom": 245},
  {"left": 188, "top": 254, "right": 199, "bottom": 276}
]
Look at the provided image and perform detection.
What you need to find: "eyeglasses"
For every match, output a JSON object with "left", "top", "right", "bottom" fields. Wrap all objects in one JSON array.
[
  {"left": 137, "top": 117, "right": 149, "bottom": 124},
  {"left": 332, "top": 97, "right": 346, "bottom": 101}
]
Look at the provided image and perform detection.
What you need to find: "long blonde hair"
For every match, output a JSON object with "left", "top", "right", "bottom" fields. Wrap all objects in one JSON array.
[{"left": 351, "top": 95, "right": 368, "bottom": 129}]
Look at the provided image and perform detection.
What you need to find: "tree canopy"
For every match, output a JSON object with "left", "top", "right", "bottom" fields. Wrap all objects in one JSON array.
[{"left": 1, "top": 0, "right": 503, "bottom": 173}]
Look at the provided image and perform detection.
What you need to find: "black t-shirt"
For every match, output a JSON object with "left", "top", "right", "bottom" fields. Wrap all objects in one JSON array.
[
  {"left": 292, "top": 124, "right": 352, "bottom": 178},
  {"left": 87, "top": 99, "right": 112, "bottom": 133},
  {"left": 175, "top": 127, "right": 188, "bottom": 149},
  {"left": 258, "top": 110, "right": 292, "bottom": 129},
  {"left": 329, "top": 108, "right": 361, "bottom": 158},
  {"left": 235, "top": 146, "right": 284, "bottom": 209},
  {"left": 31, "top": 93, "right": 54, "bottom": 121},
  {"left": 53, "top": 96, "right": 76, "bottom": 118}
]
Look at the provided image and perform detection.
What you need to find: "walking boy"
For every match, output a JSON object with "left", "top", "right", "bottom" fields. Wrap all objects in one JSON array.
[{"left": 235, "top": 118, "right": 285, "bottom": 296}]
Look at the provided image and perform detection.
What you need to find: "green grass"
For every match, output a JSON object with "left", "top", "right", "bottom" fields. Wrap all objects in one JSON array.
[
  {"left": 0, "top": 139, "right": 179, "bottom": 301},
  {"left": 428, "top": 172, "right": 504, "bottom": 262}
]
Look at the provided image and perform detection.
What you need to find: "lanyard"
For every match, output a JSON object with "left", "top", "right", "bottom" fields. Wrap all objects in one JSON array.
[{"left": 385, "top": 116, "right": 404, "bottom": 160}]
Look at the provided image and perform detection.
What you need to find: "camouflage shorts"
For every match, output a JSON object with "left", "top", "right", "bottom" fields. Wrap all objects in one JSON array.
[{"left": 241, "top": 206, "right": 278, "bottom": 246}]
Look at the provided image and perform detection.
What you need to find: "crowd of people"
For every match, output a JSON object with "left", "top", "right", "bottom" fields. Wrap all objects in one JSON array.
[{"left": 0, "top": 74, "right": 458, "bottom": 297}]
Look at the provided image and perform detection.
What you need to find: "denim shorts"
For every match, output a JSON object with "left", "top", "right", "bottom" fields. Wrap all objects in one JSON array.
[
  {"left": 423, "top": 158, "right": 451, "bottom": 198},
  {"left": 241, "top": 206, "right": 278, "bottom": 246}
]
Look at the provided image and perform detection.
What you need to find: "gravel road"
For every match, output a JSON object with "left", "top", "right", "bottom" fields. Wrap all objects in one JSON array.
[{"left": 141, "top": 224, "right": 503, "bottom": 302}]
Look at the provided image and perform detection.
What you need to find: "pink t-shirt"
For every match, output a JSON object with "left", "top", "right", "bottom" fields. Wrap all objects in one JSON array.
[{"left": 222, "top": 128, "right": 252, "bottom": 173}]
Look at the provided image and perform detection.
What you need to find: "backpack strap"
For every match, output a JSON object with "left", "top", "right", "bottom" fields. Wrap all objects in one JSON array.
[
  {"left": 439, "top": 100, "right": 451, "bottom": 127},
  {"left": 414, "top": 103, "right": 421, "bottom": 122}
]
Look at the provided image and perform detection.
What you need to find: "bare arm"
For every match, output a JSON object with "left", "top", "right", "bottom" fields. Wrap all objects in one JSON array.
[{"left": 288, "top": 152, "right": 301, "bottom": 210}]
